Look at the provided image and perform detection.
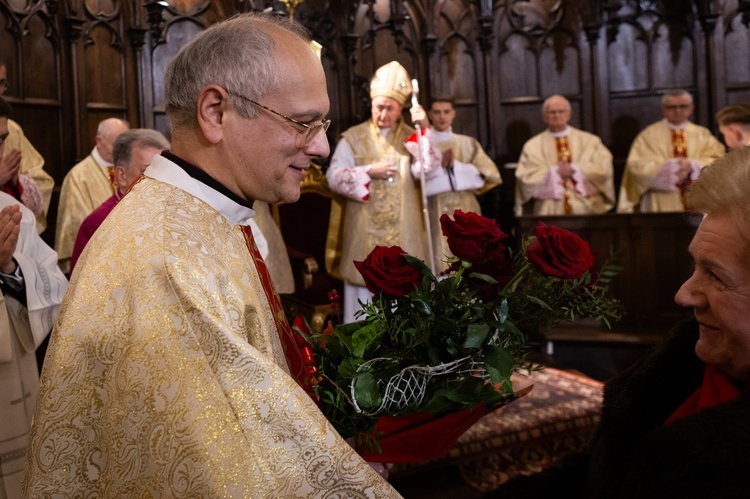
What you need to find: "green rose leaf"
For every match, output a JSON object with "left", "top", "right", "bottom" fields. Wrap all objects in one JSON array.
[
  {"left": 462, "top": 323, "right": 491, "bottom": 350},
  {"left": 353, "top": 372, "right": 382, "bottom": 410},
  {"left": 352, "top": 322, "right": 383, "bottom": 358},
  {"left": 484, "top": 345, "right": 514, "bottom": 391}
]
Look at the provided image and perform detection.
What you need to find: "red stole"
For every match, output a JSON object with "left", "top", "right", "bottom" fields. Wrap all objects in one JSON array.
[
  {"left": 671, "top": 129, "right": 692, "bottom": 210},
  {"left": 555, "top": 136, "right": 574, "bottom": 215},
  {"left": 665, "top": 364, "right": 742, "bottom": 424},
  {"left": 241, "top": 225, "right": 314, "bottom": 397}
]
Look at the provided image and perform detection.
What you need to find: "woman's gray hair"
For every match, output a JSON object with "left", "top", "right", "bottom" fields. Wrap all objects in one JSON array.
[
  {"left": 164, "top": 13, "right": 311, "bottom": 129},
  {"left": 686, "top": 147, "right": 750, "bottom": 233}
]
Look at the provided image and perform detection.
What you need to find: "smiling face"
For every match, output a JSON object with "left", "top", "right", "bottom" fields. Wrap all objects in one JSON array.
[
  {"left": 218, "top": 32, "right": 330, "bottom": 205},
  {"left": 675, "top": 210, "right": 750, "bottom": 383}
]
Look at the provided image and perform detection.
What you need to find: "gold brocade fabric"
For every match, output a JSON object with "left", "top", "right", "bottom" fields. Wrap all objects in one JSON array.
[
  {"left": 332, "top": 119, "right": 428, "bottom": 286},
  {"left": 25, "top": 177, "right": 400, "bottom": 498}
]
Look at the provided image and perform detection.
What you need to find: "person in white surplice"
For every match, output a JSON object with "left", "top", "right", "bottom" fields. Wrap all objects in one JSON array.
[{"left": 0, "top": 96, "right": 67, "bottom": 499}]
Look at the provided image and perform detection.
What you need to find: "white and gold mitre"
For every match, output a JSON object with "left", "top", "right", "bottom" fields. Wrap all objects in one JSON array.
[{"left": 370, "top": 61, "right": 412, "bottom": 106}]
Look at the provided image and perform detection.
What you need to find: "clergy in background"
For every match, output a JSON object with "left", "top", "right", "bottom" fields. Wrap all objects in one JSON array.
[
  {"left": 326, "top": 61, "right": 428, "bottom": 323},
  {"left": 411, "top": 96, "right": 502, "bottom": 269},
  {"left": 25, "top": 13, "right": 399, "bottom": 497},
  {"left": 69, "top": 128, "right": 169, "bottom": 274},
  {"left": 515, "top": 94, "right": 615, "bottom": 216},
  {"left": 618, "top": 89, "right": 725, "bottom": 213},
  {"left": 0, "top": 96, "right": 67, "bottom": 499},
  {"left": 0, "top": 60, "right": 55, "bottom": 233},
  {"left": 55, "top": 117, "right": 129, "bottom": 273}
]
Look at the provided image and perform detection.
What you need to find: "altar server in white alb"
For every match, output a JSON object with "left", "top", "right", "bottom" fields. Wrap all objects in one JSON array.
[
  {"left": 0, "top": 96, "right": 67, "bottom": 499},
  {"left": 515, "top": 94, "right": 615, "bottom": 216},
  {"left": 407, "top": 96, "right": 502, "bottom": 269}
]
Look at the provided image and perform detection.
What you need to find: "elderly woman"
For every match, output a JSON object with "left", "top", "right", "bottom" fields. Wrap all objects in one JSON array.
[{"left": 484, "top": 147, "right": 750, "bottom": 499}]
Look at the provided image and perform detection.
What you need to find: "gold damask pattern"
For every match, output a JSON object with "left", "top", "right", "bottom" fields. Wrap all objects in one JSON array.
[
  {"left": 336, "top": 119, "right": 427, "bottom": 286},
  {"left": 24, "top": 177, "right": 399, "bottom": 498}
]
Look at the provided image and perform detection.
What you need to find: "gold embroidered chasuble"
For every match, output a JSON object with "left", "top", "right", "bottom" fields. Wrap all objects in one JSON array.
[
  {"left": 618, "top": 120, "right": 725, "bottom": 213},
  {"left": 55, "top": 153, "right": 116, "bottom": 273},
  {"left": 331, "top": 119, "right": 428, "bottom": 286},
  {"left": 515, "top": 127, "right": 615, "bottom": 216},
  {"left": 5, "top": 119, "right": 54, "bottom": 233},
  {"left": 428, "top": 133, "right": 501, "bottom": 270},
  {"left": 25, "top": 175, "right": 399, "bottom": 497}
]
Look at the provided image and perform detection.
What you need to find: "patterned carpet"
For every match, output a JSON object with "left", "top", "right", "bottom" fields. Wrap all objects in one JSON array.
[{"left": 391, "top": 367, "right": 603, "bottom": 493}]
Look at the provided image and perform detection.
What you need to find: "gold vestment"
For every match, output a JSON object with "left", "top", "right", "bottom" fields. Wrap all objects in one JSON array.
[
  {"left": 55, "top": 154, "right": 116, "bottom": 273},
  {"left": 25, "top": 176, "right": 399, "bottom": 497},
  {"left": 328, "top": 119, "right": 428, "bottom": 286},
  {"left": 5, "top": 119, "right": 54, "bottom": 233},
  {"left": 515, "top": 127, "right": 615, "bottom": 216},
  {"left": 618, "top": 120, "right": 725, "bottom": 213}
]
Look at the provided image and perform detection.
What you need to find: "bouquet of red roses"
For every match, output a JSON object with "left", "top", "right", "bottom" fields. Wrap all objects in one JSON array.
[{"left": 303, "top": 210, "right": 621, "bottom": 462}]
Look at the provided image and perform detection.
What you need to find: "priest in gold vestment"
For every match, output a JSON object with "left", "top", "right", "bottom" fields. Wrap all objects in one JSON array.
[
  {"left": 409, "top": 97, "right": 501, "bottom": 269},
  {"left": 25, "top": 14, "right": 400, "bottom": 498},
  {"left": 0, "top": 61, "right": 55, "bottom": 233},
  {"left": 515, "top": 95, "right": 615, "bottom": 216},
  {"left": 617, "top": 90, "right": 725, "bottom": 213},
  {"left": 54, "top": 117, "right": 130, "bottom": 274},
  {"left": 326, "top": 61, "right": 428, "bottom": 323}
]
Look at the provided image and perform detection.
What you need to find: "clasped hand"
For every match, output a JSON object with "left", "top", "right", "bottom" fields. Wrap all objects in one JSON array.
[
  {"left": 0, "top": 148, "right": 22, "bottom": 187},
  {"left": 0, "top": 204, "right": 22, "bottom": 274}
]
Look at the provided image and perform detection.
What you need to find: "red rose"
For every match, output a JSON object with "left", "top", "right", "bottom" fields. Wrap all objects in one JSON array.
[
  {"left": 525, "top": 222, "right": 595, "bottom": 279},
  {"left": 440, "top": 210, "right": 509, "bottom": 263},
  {"left": 354, "top": 246, "right": 421, "bottom": 298}
]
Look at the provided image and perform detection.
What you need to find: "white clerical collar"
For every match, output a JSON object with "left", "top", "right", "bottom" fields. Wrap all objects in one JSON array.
[
  {"left": 144, "top": 154, "right": 256, "bottom": 226},
  {"left": 550, "top": 126, "right": 571, "bottom": 138},
  {"left": 431, "top": 128, "right": 454, "bottom": 141},
  {"left": 665, "top": 119, "right": 688, "bottom": 131},
  {"left": 91, "top": 147, "right": 114, "bottom": 168}
]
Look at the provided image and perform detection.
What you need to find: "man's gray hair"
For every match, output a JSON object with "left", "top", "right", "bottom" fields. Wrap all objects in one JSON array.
[
  {"left": 686, "top": 147, "right": 750, "bottom": 236},
  {"left": 661, "top": 89, "right": 693, "bottom": 106},
  {"left": 541, "top": 94, "right": 571, "bottom": 115},
  {"left": 113, "top": 129, "right": 170, "bottom": 168},
  {"left": 164, "top": 13, "right": 311, "bottom": 129}
]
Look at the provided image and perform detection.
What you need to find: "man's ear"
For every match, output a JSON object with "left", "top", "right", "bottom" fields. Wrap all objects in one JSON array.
[
  {"left": 197, "top": 85, "right": 229, "bottom": 144},
  {"left": 115, "top": 165, "right": 127, "bottom": 189}
]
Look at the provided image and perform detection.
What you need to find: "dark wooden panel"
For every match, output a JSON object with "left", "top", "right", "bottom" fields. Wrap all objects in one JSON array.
[
  {"left": 607, "top": 22, "right": 649, "bottom": 93},
  {"left": 83, "top": 25, "right": 125, "bottom": 106}
]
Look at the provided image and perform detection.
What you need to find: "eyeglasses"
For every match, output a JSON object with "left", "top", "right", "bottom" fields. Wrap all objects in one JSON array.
[
  {"left": 663, "top": 104, "right": 692, "bottom": 111},
  {"left": 226, "top": 89, "right": 330, "bottom": 146}
]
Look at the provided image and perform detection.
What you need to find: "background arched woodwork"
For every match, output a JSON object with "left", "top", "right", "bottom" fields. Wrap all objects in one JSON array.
[{"left": 1, "top": 0, "right": 748, "bottom": 247}]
